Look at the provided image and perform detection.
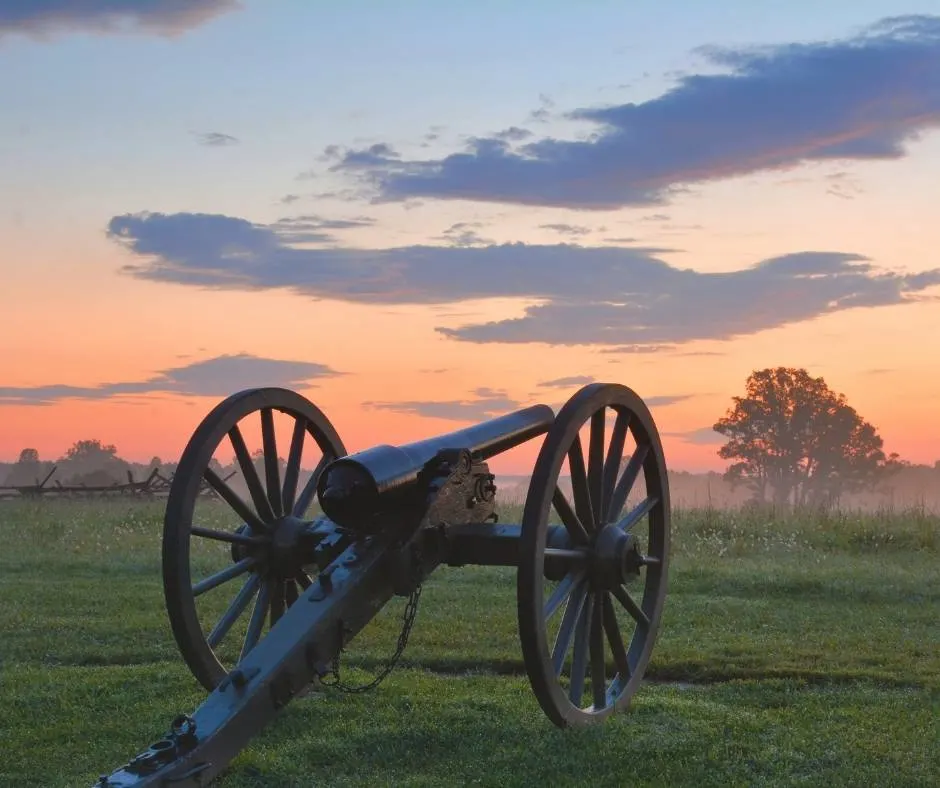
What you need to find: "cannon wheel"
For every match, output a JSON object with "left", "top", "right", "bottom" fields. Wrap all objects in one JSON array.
[
  {"left": 518, "top": 383, "right": 670, "bottom": 727},
  {"left": 163, "top": 387, "right": 347, "bottom": 691}
]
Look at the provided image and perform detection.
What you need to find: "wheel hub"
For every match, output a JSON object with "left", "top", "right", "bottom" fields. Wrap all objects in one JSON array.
[
  {"left": 230, "top": 517, "right": 314, "bottom": 579},
  {"left": 591, "top": 525, "right": 643, "bottom": 590},
  {"left": 268, "top": 516, "right": 312, "bottom": 578}
]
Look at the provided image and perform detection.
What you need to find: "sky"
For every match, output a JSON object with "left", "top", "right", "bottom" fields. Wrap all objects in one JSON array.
[{"left": 1, "top": 0, "right": 939, "bottom": 474}]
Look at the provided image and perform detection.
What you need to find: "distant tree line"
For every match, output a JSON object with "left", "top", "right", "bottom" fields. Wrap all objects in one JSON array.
[
  {"left": 0, "top": 439, "right": 159, "bottom": 488},
  {"left": 1, "top": 366, "right": 935, "bottom": 511},
  {"left": 0, "top": 440, "right": 285, "bottom": 492}
]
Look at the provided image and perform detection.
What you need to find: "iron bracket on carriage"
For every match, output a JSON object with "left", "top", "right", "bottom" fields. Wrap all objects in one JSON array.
[{"left": 94, "top": 383, "right": 671, "bottom": 787}]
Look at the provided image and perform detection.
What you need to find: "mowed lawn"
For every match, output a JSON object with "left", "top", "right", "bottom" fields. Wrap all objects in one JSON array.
[{"left": 0, "top": 498, "right": 937, "bottom": 787}]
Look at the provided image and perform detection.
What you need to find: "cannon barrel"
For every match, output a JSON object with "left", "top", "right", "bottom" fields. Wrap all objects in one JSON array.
[{"left": 317, "top": 404, "right": 554, "bottom": 529}]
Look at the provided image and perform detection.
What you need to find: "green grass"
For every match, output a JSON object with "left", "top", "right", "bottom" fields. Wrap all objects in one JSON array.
[{"left": 0, "top": 498, "right": 937, "bottom": 787}]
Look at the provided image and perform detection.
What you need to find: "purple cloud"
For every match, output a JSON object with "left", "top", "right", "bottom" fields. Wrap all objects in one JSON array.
[
  {"left": 325, "top": 15, "right": 940, "bottom": 210},
  {"left": 0, "top": 354, "right": 340, "bottom": 405},
  {"left": 107, "top": 211, "right": 940, "bottom": 347},
  {"left": 0, "top": 0, "right": 240, "bottom": 39}
]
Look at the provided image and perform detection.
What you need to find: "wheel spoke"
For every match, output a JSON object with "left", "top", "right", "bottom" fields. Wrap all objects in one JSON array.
[
  {"left": 269, "top": 579, "right": 285, "bottom": 627},
  {"left": 281, "top": 417, "right": 306, "bottom": 514},
  {"left": 569, "top": 593, "right": 594, "bottom": 706},
  {"left": 567, "top": 435, "right": 594, "bottom": 531},
  {"left": 206, "top": 573, "right": 261, "bottom": 649},
  {"left": 551, "top": 579, "right": 588, "bottom": 675},
  {"left": 203, "top": 468, "right": 268, "bottom": 533},
  {"left": 284, "top": 579, "right": 299, "bottom": 606},
  {"left": 260, "top": 408, "right": 283, "bottom": 518},
  {"left": 544, "top": 569, "right": 585, "bottom": 619},
  {"left": 587, "top": 409, "right": 606, "bottom": 526},
  {"left": 608, "top": 442, "right": 650, "bottom": 522},
  {"left": 192, "top": 557, "right": 257, "bottom": 597},
  {"left": 552, "top": 487, "right": 590, "bottom": 544},
  {"left": 590, "top": 592, "right": 607, "bottom": 710},
  {"left": 190, "top": 526, "right": 266, "bottom": 547},
  {"left": 240, "top": 576, "right": 273, "bottom": 660},
  {"left": 228, "top": 424, "right": 276, "bottom": 523},
  {"left": 292, "top": 453, "right": 332, "bottom": 517},
  {"left": 602, "top": 592, "right": 631, "bottom": 681},
  {"left": 601, "top": 410, "right": 629, "bottom": 524},
  {"left": 611, "top": 584, "right": 651, "bottom": 629},
  {"left": 616, "top": 496, "right": 659, "bottom": 532}
]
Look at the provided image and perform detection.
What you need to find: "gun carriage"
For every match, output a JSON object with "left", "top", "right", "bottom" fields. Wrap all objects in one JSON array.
[{"left": 95, "top": 382, "right": 670, "bottom": 786}]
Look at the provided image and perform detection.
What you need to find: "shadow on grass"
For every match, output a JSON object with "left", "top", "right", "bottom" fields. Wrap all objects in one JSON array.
[
  {"left": 2, "top": 662, "right": 935, "bottom": 787},
  {"left": 21, "top": 651, "right": 930, "bottom": 693},
  {"left": 280, "top": 655, "right": 931, "bottom": 691},
  {"left": 214, "top": 676, "right": 937, "bottom": 788}
]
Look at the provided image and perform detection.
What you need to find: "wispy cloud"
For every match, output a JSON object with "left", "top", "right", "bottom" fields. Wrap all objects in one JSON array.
[
  {"left": 434, "top": 221, "right": 494, "bottom": 247},
  {"left": 645, "top": 395, "right": 695, "bottom": 407},
  {"left": 675, "top": 350, "right": 726, "bottom": 357},
  {"left": 109, "top": 211, "right": 940, "bottom": 348},
  {"left": 366, "top": 387, "right": 520, "bottom": 422},
  {"left": 540, "top": 392, "right": 696, "bottom": 413},
  {"left": 601, "top": 345, "right": 676, "bottom": 354},
  {"left": 494, "top": 126, "right": 533, "bottom": 142},
  {"left": 540, "top": 223, "right": 593, "bottom": 237},
  {"left": 538, "top": 376, "right": 596, "bottom": 388},
  {"left": 0, "top": 0, "right": 241, "bottom": 39},
  {"left": 0, "top": 354, "right": 341, "bottom": 405},
  {"left": 195, "top": 131, "right": 239, "bottom": 147},
  {"left": 324, "top": 15, "right": 940, "bottom": 210},
  {"left": 665, "top": 427, "right": 727, "bottom": 445},
  {"left": 271, "top": 213, "right": 376, "bottom": 244},
  {"left": 824, "top": 171, "right": 865, "bottom": 200}
]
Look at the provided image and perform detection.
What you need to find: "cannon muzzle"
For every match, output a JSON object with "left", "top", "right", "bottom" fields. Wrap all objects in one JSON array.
[{"left": 317, "top": 404, "right": 554, "bottom": 529}]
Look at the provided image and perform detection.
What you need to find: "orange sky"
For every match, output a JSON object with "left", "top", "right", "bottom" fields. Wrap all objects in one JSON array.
[
  {"left": 3, "top": 7, "right": 939, "bottom": 475},
  {"left": 3, "top": 182, "right": 938, "bottom": 475}
]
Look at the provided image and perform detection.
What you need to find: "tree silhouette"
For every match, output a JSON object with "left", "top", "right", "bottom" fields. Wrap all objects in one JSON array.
[
  {"left": 57, "top": 439, "right": 127, "bottom": 485},
  {"left": 61, "top": 439, "right": 118, "bottom": 462},
  {"left": 4, "top": 447, "right": 53, "bottom": 487},
  {"left": 713, "top": 367, "right": 887, "bottom": 507},
  {"left": 18, "top": 448, "right": 40, "bottom": 464}
]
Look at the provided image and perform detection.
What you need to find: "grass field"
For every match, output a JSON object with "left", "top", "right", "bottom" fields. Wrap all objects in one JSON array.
[{"left": 1, "top": 498, "right": 937, "bottom": 787}]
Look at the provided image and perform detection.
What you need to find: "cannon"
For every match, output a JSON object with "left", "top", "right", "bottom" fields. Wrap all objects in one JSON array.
[{"left": 95, "top": 382, "right": 670, "bottom": 786}]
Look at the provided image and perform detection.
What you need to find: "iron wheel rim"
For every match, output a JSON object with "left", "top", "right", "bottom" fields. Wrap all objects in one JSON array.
[
  {"left": 162, "top": 387, "right": 347, "bottom": 690},
  {"left": 517, "top": 383, "right": 671, "bottom": 727}
]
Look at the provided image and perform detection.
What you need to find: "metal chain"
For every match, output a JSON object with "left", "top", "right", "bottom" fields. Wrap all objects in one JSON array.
[{"left": 320, "top": 582, "right": 423, "bottom": 694}]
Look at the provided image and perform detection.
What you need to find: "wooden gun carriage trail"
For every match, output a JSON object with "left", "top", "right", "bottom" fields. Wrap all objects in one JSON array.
[{"left": 95, "top": 382, "right": 671, "bottom": 787}]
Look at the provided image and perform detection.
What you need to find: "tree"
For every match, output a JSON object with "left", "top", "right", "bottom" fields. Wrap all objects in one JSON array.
[
  {"left": 5, "top": 447, "right": 54, "bottom": 486},
  {"left": 713, "top": 367, "right": 887, "bottom": 507},
  {"left": 61, "top": 439, "right": 118, "bottom": 463},
  {"left": 57, "top": 439, "right": 127, "bottom": 485},
  {"left": 18, "top": 448, "right": 39, "bottom": 464}
]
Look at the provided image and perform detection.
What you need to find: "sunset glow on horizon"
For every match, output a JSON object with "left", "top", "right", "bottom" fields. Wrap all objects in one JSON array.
[{"left": 2, "top": 1, "right": 939, "bottom": 476}]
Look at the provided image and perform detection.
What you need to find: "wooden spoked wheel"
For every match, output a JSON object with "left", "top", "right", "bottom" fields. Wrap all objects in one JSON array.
[
  {"left": 518, "top": 383, "right": 670, "bottom": 727},
  {"left": 162, "top": 388, "right": 346, "bottom": 691}
]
